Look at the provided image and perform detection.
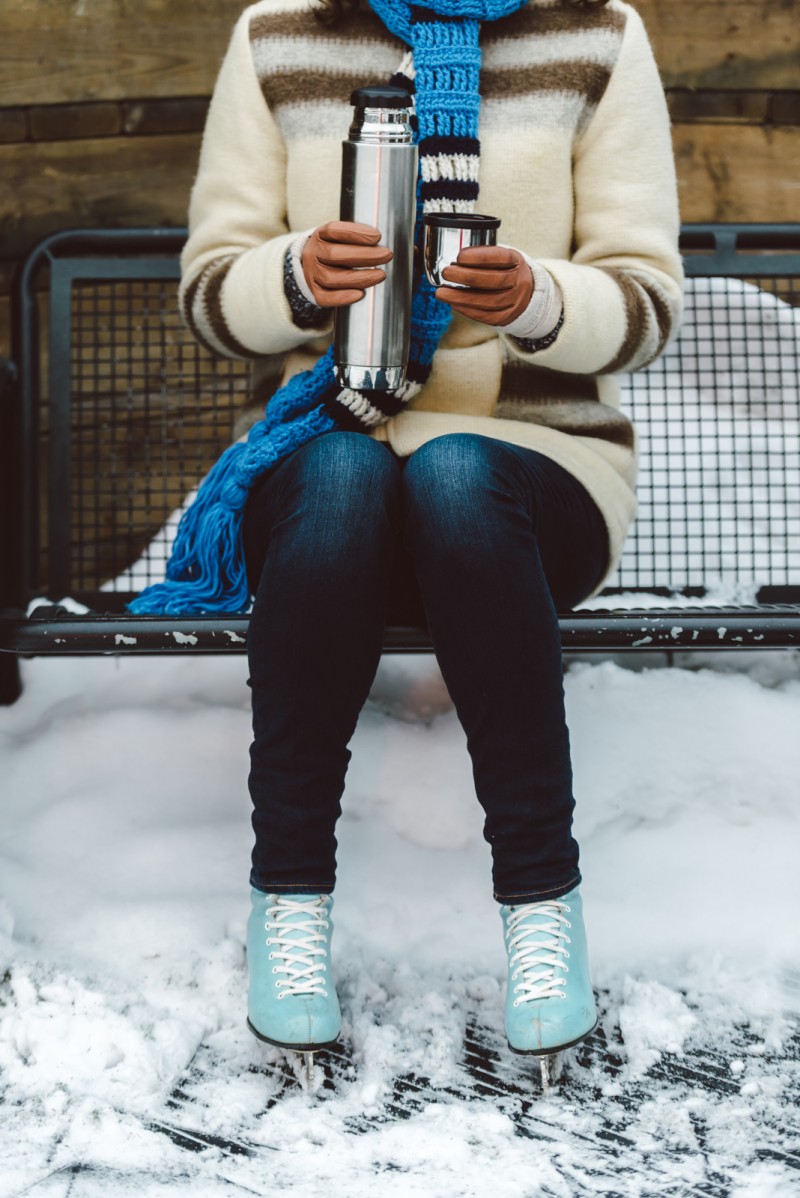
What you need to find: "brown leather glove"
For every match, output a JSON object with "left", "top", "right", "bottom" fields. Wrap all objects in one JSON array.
[
  {"left": 436, "top": 245, "right": 533, "bottom": 326},
  {"left": 301, "top": 221, "right": 393, "bottom": 308}
]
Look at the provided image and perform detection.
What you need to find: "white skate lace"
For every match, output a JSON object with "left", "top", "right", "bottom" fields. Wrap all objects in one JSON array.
[
  {"left": 265, "top": 896, "right": 331, "bottom": 998},
  {"left": 506, "top": 900, "right": 571, "bottom": 1006}
]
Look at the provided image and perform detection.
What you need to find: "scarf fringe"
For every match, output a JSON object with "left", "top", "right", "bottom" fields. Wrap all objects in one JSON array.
[{"left": 128, "top": 403, "right": 338, "bottom": 614}]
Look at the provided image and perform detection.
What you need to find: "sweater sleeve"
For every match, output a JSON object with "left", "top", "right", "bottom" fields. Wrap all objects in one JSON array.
[
  {"left": 178, "top": 7, "right": 332, "bottom": 359},
  {"left": 501, "top": 3, "right": 683, "bottom": 376}
]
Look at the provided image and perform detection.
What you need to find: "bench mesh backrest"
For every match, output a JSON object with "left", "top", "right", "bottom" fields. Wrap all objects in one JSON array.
[
  {"left": 65, "top": 278, "right": 252, "bottom": 595},
  {"left": 51, "top": 269, "right": 800, "bottom": 600},
  {"left": 620, "top": 273, "right": 799, "bottom": 595}
]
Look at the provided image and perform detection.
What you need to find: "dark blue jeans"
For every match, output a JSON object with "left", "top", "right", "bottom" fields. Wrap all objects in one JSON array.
[{"left": 242, "top": 432, "right": 608, "bottom": 904}]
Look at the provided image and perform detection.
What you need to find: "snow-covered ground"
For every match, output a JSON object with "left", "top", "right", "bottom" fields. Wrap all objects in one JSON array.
[
  {"left": 1, "top": 648, "right": 798, "bottom": 1197},
  {"left": 1, "top": 270, "right": 798, "bottom": 1195}
]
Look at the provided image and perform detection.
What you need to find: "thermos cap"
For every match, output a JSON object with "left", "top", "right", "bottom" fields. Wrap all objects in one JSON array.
[
  {"left": 422, "top": 212, "right": 501, "bottom": 230},
  {"left": 350, "top": 84, "right": 414, "bottom": 109}
]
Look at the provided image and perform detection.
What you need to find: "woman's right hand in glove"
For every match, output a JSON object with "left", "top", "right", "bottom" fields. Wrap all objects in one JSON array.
[{"left": 301, "top": 221, "right": 393, "bottom": 308}]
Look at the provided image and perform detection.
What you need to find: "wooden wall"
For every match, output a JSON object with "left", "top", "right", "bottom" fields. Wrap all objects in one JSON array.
[{"left": 1, "top": 0, "right": 799, "bottom": 356}]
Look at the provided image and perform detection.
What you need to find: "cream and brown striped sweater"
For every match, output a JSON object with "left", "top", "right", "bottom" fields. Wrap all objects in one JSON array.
[{"left": 181, "top": 0, "right": 683, "bottom": 591}]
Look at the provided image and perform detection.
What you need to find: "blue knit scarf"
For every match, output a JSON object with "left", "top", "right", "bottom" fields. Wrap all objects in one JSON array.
[{"left": 129, "top": 0, "right": 529, "bottom": 615}]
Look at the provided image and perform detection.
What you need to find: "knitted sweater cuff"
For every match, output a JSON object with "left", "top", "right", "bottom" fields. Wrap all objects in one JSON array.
[
  {"left": 500, "top": 256, "right": 564, "bottom": 343},
  {"left": 283, "top": 232, "right": 330, "bottom": 330}
]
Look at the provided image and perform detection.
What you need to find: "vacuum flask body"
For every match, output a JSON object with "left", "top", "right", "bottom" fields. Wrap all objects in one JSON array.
[{"left": 334, "top": 87, "right": 417, "bottom": 392}]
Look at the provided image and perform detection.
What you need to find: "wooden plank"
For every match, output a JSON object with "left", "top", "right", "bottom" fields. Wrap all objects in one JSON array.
[
  {"left": 619, "top": 0, "right": 798, "bottom": 90},
  {"left": 667, "top": 91, "right": 770, "bottom": 125},
  {"left": 673, "top": 124, "right": 800, "bottom": 223},
  {"left": 0, "top": 0, "right": 244, "bottom": 107},
  {"left": 0, "top": 109, "right": 27, "bottom": 142},
  {"left": 2, "top": 0, "right": 798, "bottom": 107},
  {"left": 0, "top": 133, "right": 200, "bottom": 262}
]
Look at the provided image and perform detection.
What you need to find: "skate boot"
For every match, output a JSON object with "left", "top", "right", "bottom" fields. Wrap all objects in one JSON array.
[
  {"left": 247, "top": 890, "right": 341, "bottom": 1080},
  {"left": 500, "top": 885, "right": 597, "bottom": 1089}
]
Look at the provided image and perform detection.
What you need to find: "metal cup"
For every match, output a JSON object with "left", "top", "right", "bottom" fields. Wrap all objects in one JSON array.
[{"left": 423, "top": 212, "right": 501, "bottom": 288}]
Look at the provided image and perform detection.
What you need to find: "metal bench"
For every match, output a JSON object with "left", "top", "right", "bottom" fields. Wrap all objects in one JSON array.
[{"left": 1, "top": 224, "right": 799, "bottom": 703}]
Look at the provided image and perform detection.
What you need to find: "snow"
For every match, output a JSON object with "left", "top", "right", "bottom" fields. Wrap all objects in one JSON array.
[
  {"left": 1, "top": 649, "right": 798, "bottom": 1196},
  {"left": 1, "top": 277, "right": 798, "bottom": 1193}
]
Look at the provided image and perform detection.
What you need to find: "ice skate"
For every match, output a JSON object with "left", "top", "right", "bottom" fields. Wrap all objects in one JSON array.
[
  {"left": 247, "top": 891, "right": 341, "bottom": 1081},
  {"left": 500, "top": 886, "right": 598, "bottom": 1092}
]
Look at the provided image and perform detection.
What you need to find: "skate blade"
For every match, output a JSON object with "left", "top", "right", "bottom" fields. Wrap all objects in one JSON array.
[
  {"left": 539, "top": 1051, "right": 564, "bottom": 1094},
  {"left": 246, "top": 1019, "right": 339, "bottom": 1094},
  {"left": 507, "top": 1016, "right": 599, "bottom": 1094}
]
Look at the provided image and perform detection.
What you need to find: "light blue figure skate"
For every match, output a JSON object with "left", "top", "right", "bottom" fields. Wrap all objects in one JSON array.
[
  {"left": 247, "top": 890, "right": 342, "bottom": 1083},
  {"left": 500, "top": 885, "right": 598, "bottom": 1091}
]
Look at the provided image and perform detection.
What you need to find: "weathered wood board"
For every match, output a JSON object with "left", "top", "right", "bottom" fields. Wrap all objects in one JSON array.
[
  {"left": 1, "top": 0, "right": 798, "bottom": 107},
  {"left": 634, "top": 0, "right": 800, "bottom": 90},
  {"left": 0, "top": 0, "right": 244, "bottom": 107},
  {"left": 0, "top": 133, "right": 200, "bottom": 262},
  {"left": 675, "top": 124, "right": 800, "bottom": 223}
]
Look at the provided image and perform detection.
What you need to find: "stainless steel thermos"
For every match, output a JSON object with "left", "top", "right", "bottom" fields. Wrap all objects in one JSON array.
[{"left": 334, "top": 85, "right": 418, "bottom": 392}]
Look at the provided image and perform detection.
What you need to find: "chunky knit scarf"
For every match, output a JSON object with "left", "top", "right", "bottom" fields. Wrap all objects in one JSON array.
[{"left": 129, "top": 0, "right": 530, "bottom": 615}]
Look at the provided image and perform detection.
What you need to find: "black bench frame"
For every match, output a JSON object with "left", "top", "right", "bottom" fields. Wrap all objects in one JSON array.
[{"left": 1, "top": 223, "right": 799, "bottom": 695}]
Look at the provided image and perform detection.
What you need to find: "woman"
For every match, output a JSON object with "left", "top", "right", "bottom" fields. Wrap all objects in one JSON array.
[{"left": 152, "top": 0, "right": 683, "bottom": 1060}]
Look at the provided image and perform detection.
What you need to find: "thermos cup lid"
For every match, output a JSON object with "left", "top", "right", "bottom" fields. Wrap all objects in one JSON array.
[
  {"left": 422, "top": 212, "right": 501, "bottom": 230},
  {"left": 350, "top": 84, "right": 414, "bottom": 108}
]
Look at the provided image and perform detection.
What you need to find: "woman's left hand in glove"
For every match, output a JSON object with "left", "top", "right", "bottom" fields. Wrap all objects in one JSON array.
[{"left": 435, "top": 245, "right": 533, "bottom": 327}]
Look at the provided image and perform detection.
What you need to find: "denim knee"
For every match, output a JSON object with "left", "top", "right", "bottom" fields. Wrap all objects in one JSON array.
[
  {"left": 290, "top": 432, "right": 398, "bottom": 511},
  {"left": 275, "top": 433, "right": 399, "bottom": 538},
  {"left": 403, "top": 433, "right": 525, "bottom": 544},
  {"left": 243, "top": 432, "right": 400, "bottom": 588},
  {"left": 404, "top": 433, "right": 512, "bottom": 500}
]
